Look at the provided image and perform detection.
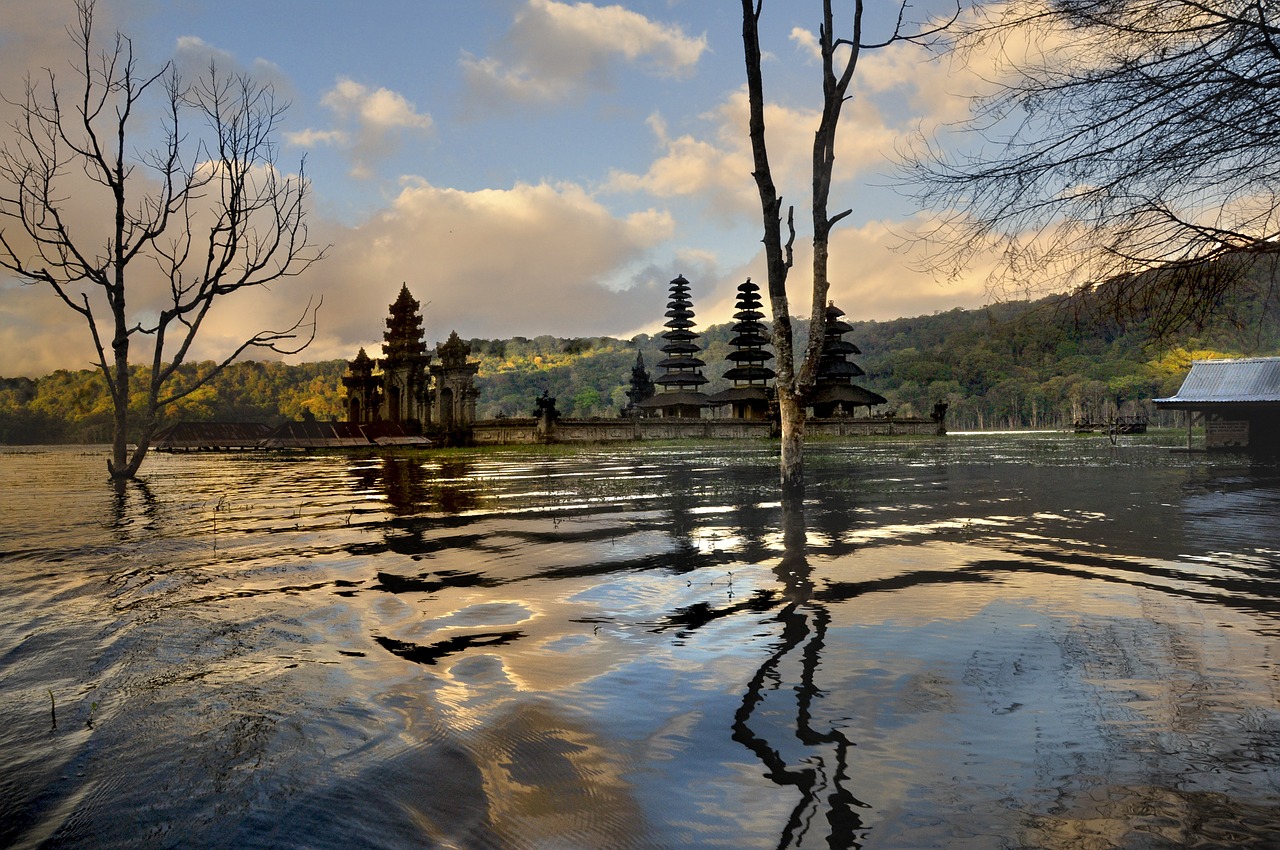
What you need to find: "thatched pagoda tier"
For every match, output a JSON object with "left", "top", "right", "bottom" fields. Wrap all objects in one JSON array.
[
  {"left": 648, "top": 274, "right": 709, "bottom": 416},
  {"left": 818, "top": 359, "right": 866, "bottom": 379},
  {"left": 657, "top": 356, "right": 707, "bottom": 369},
  {"left": 823, "top": 338, "right": 862, "bottom": 356},
  {"left": 726, "top": 349, "right": 772, "bottom": 362},
  {"left": 723, "top": 367, "right": 775, "bottom": 383},
  {"left": 706, "top": 386, "right": 770, "bottom": 404},
  {"left": 729, "top": 331, "right": 771, "bottom": 347},
  {"left": 809, "top": 300, "right": 882, "bottom": 417},
  {"left": 651, "top": 371, "right": 709, "bottom": 387},
  {"left": 637, "top": 390, "right": 711, "bottom": 409},
  {"left": 809, "top": 384, "right": 887, "bottom": 410}
]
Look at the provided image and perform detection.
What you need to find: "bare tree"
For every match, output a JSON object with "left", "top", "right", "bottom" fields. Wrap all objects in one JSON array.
[
  {"left": 903, "top": 0, "right": 1280, "bottom": 333},
  {"left": 0, "top": 0, "right": 324, "bottom": 479},
  {"left": 740, "top": 0, "right": 954, "bottom": 493}
]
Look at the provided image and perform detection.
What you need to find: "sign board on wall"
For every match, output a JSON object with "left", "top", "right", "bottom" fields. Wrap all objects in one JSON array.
[{"left": 1207, "top": 417, "right": 1249, "bottom": 448}]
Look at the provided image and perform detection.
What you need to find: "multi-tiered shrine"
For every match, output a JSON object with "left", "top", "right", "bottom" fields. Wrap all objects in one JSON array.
[
  {"left": 638, "top": 275, "right": 709, "bottom": 418},
  {"left": 342, "top": 284, "right": 479, "bottom": 437},
  {"left": 708, "top": 279, "right": 775, "bottom": 419},
  {"left": 808, "top": 301, "right": 886, "bottom": 417}
]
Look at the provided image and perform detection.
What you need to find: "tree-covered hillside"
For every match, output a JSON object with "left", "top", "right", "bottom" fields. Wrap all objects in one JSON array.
[{"left": 4, "top": 290, "right": 1278, "bottom": 443}]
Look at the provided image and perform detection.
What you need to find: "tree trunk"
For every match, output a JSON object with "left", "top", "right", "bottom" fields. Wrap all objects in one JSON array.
[
  {"left": 109, "top": 308, "right": 131, "bottom": 480},
  {"left": 777, "top": 390, "right": 806, "bottom": 496}
]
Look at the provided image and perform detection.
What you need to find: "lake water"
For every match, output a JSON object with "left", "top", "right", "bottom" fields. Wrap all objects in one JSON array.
[{"left": 2, "top": 434, "right": 1279, "bottom": 849}]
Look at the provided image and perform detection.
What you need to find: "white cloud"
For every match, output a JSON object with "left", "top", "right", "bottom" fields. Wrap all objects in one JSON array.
[
  {"left": 461, "top": 0, "right": 707, "bottom": 108},
  {"left": 283, "top": 128, "right": 348, "bottom": 147},
  {"left": 605, "top": 88, "right": 897, "bottom": 223},
  {"left": 321, "top": 78, "right": 434, "bottom": 132},
  {"left": 289, "top": 77, "right": 434, "bottom": 178},
  {"left": 788, "top": 26, "right": 822, "bottom": 62},
  {"left": 191, "top": 177, "right": 679, "bottom": 367}
]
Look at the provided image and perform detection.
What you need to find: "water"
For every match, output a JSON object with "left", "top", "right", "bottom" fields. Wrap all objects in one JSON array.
[{"left": 1, "top": 434, "right": 1278, "bottom": 849}]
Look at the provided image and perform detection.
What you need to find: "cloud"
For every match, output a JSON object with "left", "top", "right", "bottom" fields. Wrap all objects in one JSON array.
[
  {"left": 287, "top": 77, "right": 434, "bottom": 178},
  {"left": 172, "top": 34, "right": 293, "bottom": 95},
  {"left": 187, "top": 177, "right": 679, "bottom": 367},
  {"left": 605, "top": 87, "right": 897, "bottom": 223},
  {"left": 460, "top": 0, "right": 707, "bottom": 109},
  {"left": 789, "top": 26, "right": 822, "bottom": 62},
  {"left": 682, "top": 215, "right": 995, "bottom": 346}
]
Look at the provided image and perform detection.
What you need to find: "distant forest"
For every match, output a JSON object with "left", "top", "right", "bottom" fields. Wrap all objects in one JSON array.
[{"left": 4, "top": 288, "right": 1279, "bottom": 444}]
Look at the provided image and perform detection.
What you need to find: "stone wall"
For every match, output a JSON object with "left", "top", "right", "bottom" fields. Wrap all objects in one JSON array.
[
  {"left": 470, "top": 415, "right": 941, "bottom": 445},
  {"left": 808, "top": 417, "right": 942, "bottom": 438}
]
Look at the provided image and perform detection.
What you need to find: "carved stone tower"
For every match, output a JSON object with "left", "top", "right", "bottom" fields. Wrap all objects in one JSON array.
[
  {"left": 342, "top": 347, "right": 381, "bottom": 423},
  {"left": 379, "top": 284, "right": 432, "bottom": 431},
  {"left": 429, "top": 330, "right": 480, "bottom": 432}
]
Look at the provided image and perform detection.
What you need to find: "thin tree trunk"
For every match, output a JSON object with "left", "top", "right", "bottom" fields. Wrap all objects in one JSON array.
[
  {"left": 777, "top": 392, "right": 806, "bottom": 497},
  {"left": 109, "top": 298, "right": 130, "bottom": 478}
]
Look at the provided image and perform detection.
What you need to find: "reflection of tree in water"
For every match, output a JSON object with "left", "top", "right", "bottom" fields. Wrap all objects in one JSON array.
[
  {"left": 109, "top": 477, "right": 160, "bottom": 536},
  {"left": 731, "top": 498, "right": 868, "bottom": 849}
]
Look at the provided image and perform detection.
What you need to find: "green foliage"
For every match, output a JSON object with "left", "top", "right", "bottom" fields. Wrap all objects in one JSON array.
[
  {"left": 0, "top": 360, "right": 348, "bottom": 444},
  {"left": 5, "top": 288, "right": 1278, "bottom": 443}
]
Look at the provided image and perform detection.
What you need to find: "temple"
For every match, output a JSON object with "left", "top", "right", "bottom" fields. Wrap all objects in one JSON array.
[
  {"left": 430, "top": 331, "right": 481, "bottom": 435},
  {"left": 808, "top": 301, "right": 886, "bottom": 417},
  {"left": 342, "top": 284, "right": 479, "bottom": 440},
  {"left": 159, "top": 277, "right": 941, "bottom": 454},
  {"left": 639, "top": 275, "right": 709, "bottom": 418},
  {"left": 709, "top": 279, "right": 776, "bottom": 419}
]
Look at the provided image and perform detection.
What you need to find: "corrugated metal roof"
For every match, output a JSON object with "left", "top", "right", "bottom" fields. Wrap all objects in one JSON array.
[
  {"left": 1155, "top": 357, "right": 1280, "bottom": 405},
  {"left": 153, "top": 421, "right": 273, "bottom": 449}
]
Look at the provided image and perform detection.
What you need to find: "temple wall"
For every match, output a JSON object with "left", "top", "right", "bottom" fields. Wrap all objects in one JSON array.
[
  {"left": 470, "top": 416, "right": 941, "bottom": 445},
  {"left": 808, "top": 417, "right": 943, "bottom": 437}
]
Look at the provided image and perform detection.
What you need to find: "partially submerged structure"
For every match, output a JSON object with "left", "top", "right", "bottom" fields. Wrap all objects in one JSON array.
[
  {"left": 1154, "top": 356, "right": 1280, "bottom": 451},
  {"left": 342, "top": 285, "right": 480, "bottom": 440},
  {"left": 154, "top": 419, "right": 427, "bottom": 452},
  {"left": 469, "top": 276, "right": 940, "bottom": 444},
  {"left": 160, "top": 277, "right": 937, "bottom": 453}
]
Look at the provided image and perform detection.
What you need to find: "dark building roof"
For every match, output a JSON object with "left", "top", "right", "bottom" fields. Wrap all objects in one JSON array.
[
  {"left": 262, "top": 421, "right": 372, "bottom": 448},
  {"left": 637, "top": 390, "right": 711, "bottom": 409},
  {"left": 706, "top": 386, "right": 770, "bottom": 405},
  {"left": 809, "top": 384, "right": 888, "bottom": 408},
  {"left": 1154, "top": 357, "right": 1280, "bottom": 407},
  {"left": 153, "top": 421, "right": 273, "bottom": 450}
]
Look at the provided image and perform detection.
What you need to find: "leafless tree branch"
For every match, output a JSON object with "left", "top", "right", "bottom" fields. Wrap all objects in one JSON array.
[{"left": 0, "top": 0, "right": 327, "bottom": 479}]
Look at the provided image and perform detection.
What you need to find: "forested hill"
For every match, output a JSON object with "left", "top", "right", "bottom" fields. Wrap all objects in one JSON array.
[{"left": 4, "top": 292, "right": 1279, "bottom": 443}]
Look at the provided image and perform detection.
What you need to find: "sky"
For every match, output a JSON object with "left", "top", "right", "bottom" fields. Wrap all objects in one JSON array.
[{"left": 0, "top": 0, "right": 1000, "bottom": 377}]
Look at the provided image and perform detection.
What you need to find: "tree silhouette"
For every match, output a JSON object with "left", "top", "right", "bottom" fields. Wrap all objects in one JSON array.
[
  {"left": 0, "top": 0, "right": 323, "bottom": 479},
  {"left": 905, "top": 0, "right": 1280, "bottom": 334}
]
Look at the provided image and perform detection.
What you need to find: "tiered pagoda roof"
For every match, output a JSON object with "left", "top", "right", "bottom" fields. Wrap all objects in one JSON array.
[
  {"left": 809, "top": 301, "right": 886, "bottom": 416},
  {"left": 709, "top": 279, "right": 775, "bottom": 417},
  {"left": 381, "top": 284, "right": 431, "bottom": 369},
  {"left": 639, "top": 275, "right": 708, "bottom": 415}
]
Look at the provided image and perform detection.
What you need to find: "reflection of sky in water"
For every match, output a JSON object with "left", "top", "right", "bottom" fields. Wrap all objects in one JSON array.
[{"left": 2, "top": 435, "right": 1279, "bottom": 848}]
